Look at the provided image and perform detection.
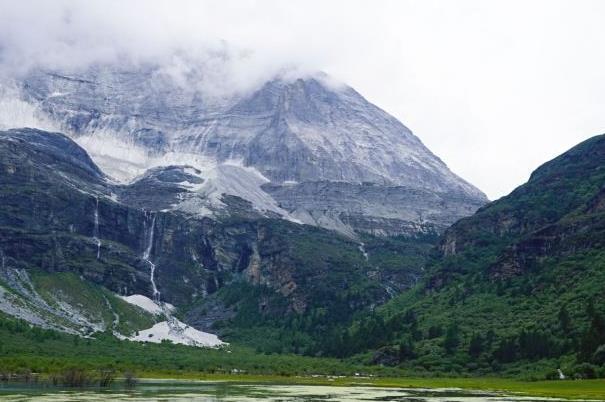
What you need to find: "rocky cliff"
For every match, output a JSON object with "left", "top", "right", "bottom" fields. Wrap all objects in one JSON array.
[{"left": 0, "top": 128, "right": 429, "bottom": 346}]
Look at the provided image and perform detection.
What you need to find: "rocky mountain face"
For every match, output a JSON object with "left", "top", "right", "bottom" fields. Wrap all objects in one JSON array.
[
  {"left": 10, "top": 65, "right": 487, "bottom": 236},
  {"left": 0, "top": 63, "right": 486, "bottom": 353},
  {"left": 0, "top": 128, "right": 432, "bottom": 348}
]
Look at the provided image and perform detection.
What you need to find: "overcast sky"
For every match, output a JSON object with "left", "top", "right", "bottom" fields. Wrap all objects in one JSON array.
[{"left": 1, "top": 0, "right": 605, "bottom": 199}]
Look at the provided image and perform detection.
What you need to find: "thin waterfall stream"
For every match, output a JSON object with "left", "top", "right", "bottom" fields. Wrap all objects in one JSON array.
[
  {"left": 139, "top": 212, "right": 216, "bottom": 344},
  {"left": 92, "top": 197, "right": 101, "bottom": 259},
  {"left": 143, "top": 213, "right": 160, "bottom": 302}
]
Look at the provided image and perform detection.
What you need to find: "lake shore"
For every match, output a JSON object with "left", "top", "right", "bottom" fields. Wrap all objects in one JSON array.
[{"left": 127, "top": 374, "right": 605, "bottom": 400}]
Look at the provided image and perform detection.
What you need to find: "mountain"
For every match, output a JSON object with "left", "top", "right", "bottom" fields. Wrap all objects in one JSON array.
[
  {"left": 1, "top": 63, "right": 603, "bottom": 380},
  {"left": 0, "top": 128, "right": 435, "bottom": 352},
  {"left": 339, "top": 134, "right": 605, "bottom": 377},
  {"left": 7, "top": 64, "right": 487, "bottom": 236},
  {"left": 0, "top": 63, "right": 486, "bottom": 356}
]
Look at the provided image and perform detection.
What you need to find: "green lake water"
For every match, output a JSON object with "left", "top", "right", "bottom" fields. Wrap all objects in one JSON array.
[{"left": 0, "top": 381, "right": 583, "bottom": 401}]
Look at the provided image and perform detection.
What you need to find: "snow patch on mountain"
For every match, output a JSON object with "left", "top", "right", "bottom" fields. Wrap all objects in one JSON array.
[
  {"left": 119, "top": 293, "right": 224, "bottom": 348},
  {"left": 119, "top": 294, "right": 175, "bottom": 315},
  {"left": 193, "top": 163, "right": 297, "bottom": 219},
  {"left": 130, "top": 320, "right": 224, "bottom": 348},
  {"left": 75, "top": 132, "right": 222, "bottom": 184},
  {"left": 0, "top": 84, "right": 59, "bottom": 132},
  {"left": 72, "top": 133, "right": 297, "bottom": 219}
]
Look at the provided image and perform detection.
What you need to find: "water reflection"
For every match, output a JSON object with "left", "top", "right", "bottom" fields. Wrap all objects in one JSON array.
[{"left": 0, "top": 382, "right": 574, "bottom": 401}]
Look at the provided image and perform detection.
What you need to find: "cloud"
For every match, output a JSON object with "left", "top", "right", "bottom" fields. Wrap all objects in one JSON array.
[
  {"left": 0, "top": 1, "right": 307, "bottom": 95},
  {"left": 0, "top": 0, "right": 357, "bottom": 92},
  {"left": 1, "top": 0, "right": 605, "bottom": 198}
]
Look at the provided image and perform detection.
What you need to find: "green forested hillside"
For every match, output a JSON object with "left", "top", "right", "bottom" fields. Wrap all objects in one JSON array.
[
  {"left": 336, "top": 134, "right": 605, "bottom": 379},
  {"left": 206, "top": 233, "right": 435, "bottom": 356},
  {"left": 0, "top": 310, "right": 397, "bottom": 378}
]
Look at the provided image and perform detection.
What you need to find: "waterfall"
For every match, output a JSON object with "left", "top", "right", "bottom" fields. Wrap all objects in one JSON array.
[
  {"left": 92, "top": 197, "right": 101, "bottom": 259},
  {"left": 143, "top": 213, "right": 160, "bottom": 302},
  {"left": 142, "top": 212, "right": 184, "bottom": 337},
  {"left": 557, "top": 369, "right": 566, "bottom": 380},
  {"left": 358, "top": 242, "right": 369, "bottom": 260}
]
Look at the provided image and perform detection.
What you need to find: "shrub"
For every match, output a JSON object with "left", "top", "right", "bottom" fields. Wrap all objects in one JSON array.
[
  {"left": 123, "top": 371, "right": 137, "bottom": 388},
  {"left": 57, "top": 368, "right": 92, "bottom": 387},
  {"left": 97, "top": 368, "right": 115, "bottom": 387}
]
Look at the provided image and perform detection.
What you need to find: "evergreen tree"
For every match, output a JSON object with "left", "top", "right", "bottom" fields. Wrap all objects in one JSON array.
[
  {"left": 443, "top": 324, "right": 460, "bottom": 354},
  {"left": 485, "top": 330, "right": 496, "bottom": 348},
  {"left": 468, "top": 333, "right": 484, "bottom": 358},
  {"left": 558, "top": 305, "right": 571, "bottom": 333},
  {"left": 579, "top": 310, "right": 605, "bottom": 361},
  {"left": 493, "top": 338, "right": 517, "bottom": 363},
  {"left": 519, "top": 330, "right": 555, "bottom": 359},
  {"left": 427, "top": 325, "right": 443, "bottom": 339},
  {"left": 398, "top": 337, "right": 416, "bottom": 361}
]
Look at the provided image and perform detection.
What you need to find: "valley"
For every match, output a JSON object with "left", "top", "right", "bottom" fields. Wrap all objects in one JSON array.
[{"left": 0, "top": 65, "right": 604, "bottom": 397}]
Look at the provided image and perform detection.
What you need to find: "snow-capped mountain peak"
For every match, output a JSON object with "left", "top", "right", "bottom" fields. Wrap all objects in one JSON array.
[{"left": 1, "top": 63, "right": 487, "bottom": 235}]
